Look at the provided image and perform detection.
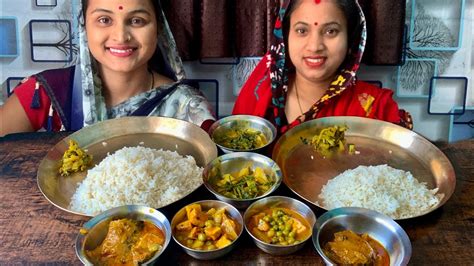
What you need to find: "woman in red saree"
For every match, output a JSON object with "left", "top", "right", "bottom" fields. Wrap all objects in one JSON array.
[{"left": 233, "top": 0, "right": 412, "bottom": 135}]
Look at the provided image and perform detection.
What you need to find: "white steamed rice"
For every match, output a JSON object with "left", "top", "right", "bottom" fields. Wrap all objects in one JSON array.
[
  {"left": 69, "top": 146, "right": 203, "bottom": 216},
  {"left": 318, "top": 164, "right": 443, "bottom": 219}
]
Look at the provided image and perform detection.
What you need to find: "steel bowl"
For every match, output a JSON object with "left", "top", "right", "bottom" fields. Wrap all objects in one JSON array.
[
  {"left": 208, "top": 115, "right": 277, "bottom": 154},
  {"left": 243, "top": 196, "right": 316, "bottom": 255},
  {"left": 313, "top": 207, "right": 411, "bottom": 265},
  {"left": 75, "top": 205, "right": 172, "bottom": 265},
  {"left": 171, "top": 200, "right": 244, "bottom": 260},
  {"left": 203, "top": 152, "right": 282, "bottom": 209}
]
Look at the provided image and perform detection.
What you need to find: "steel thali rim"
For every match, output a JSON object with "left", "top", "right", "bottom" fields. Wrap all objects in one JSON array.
[{"left": 271, "top": 116, "right": 456, "bottom": 220}]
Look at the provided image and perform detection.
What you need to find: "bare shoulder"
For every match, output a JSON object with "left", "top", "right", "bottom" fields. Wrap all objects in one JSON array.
[{"left": 0, "top": 94, "right": 34, "bottom": 136}]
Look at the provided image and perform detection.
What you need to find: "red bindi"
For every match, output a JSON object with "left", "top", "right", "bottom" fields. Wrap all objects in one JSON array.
[
  {"left": 118, "top": 6, "right": 123, "bottom": 10},
  {"left": 314, "top": 0, "right": 321, "bottom": 4},
  {"left": 314, "top": 22, "right": 318, "bottom": 26}
]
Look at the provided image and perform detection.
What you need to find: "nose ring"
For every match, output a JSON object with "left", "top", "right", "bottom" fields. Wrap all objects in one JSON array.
[{"left": 126, "top": 35, "right": 131, "bottom": 42}]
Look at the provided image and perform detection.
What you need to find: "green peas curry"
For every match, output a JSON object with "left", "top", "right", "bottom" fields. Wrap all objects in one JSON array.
[{"left": 248, "top": 207, "right": 311, "bottom": 246}]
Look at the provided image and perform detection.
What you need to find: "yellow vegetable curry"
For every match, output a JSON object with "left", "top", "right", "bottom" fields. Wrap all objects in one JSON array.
[
  {"left": 59, "top": 139, "right": 92, "bottom": 176},
  {"left": 174, "top": 203, "right": 240, "bottom": 251},
  {"left": 86, "top": 218, "right": 165, "bottom": 266},
  {"left": 323, "top": 230, "right": 389, "bottom": 265}
]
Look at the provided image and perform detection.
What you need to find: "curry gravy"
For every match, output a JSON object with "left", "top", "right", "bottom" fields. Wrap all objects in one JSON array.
[
  {"left": 323, "top": 230, "right": 389, "bottom": 266},
  {"left": 86, "top": 218, "right": 165, "bottom": 265}
]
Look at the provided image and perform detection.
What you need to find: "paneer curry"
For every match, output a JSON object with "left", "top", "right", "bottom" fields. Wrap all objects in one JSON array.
[
  {"left": 247, "top": 207, "right": 311, "bottom": 245},
  {"left": 323, "top": 230, "right": 389, "bottom": 265},
  {"left": 86, "top": 218, "right": 165, "bottom": 266},
  {"left": 174, "top": 203, "right": 240, "bottom": 250}
]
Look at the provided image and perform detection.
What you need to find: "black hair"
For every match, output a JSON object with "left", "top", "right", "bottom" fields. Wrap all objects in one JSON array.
[
  {"left": 282, "top": 0, "right": 361, "bottom": 69},
  {"left": 80, "top": 0, "right": 176, "bottom": 80},
  {"left": 335, "top": 0, "right": 360, "bottom": 46}
]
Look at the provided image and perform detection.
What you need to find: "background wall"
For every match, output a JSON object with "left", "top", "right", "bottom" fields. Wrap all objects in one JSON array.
[{"left": 1, "top": 0, "right": 472, "bottom": 141}]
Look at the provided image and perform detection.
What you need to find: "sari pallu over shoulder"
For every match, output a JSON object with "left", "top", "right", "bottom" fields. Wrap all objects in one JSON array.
[
  {"left": 32, "top": 66, "right": 182, "bottom": 132},
  {"left": 34, "top": 66, "right": 75, "bottom": 131}
]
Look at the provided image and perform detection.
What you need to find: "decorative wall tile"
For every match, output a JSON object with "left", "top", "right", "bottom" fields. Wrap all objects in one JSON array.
[
  {"left": 6, "top": 77, "right": 24, "bottom": 96},
  {"left": 428, "top": 76, "right": 468, "bottom": 115},
  {"left": 29, "top": 19, "right": 73, "bottom": 63},
  {"left": 0, "top": 17, "right": 19, "bottom": 57},
  {"left": 396, "top": 58, "right": 438, "bottom": 98},
  {"left": 187, "top": 79, "right": 219, "bottom": 118},
  {"left": 448, "top": 107, "right": 473, "bottom": 142},
  {"left": 35, "top": 0, "right": 58, "bottom": 7},
  {"left": 409, "top": 0, "right": 466, "bottom": 51}
]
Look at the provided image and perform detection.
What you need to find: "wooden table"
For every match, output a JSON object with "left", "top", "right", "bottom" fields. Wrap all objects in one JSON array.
[{"left": 1, "top": 132, "right": 473, "bottom": 265}]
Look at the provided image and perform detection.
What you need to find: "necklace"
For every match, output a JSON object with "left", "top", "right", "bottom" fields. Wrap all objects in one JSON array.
[
  {"left": 148, "top": 70, "right": 154, "bottom": 91},
  {"left": 294, "top": 81, "right": 305, "bottom": 115}
]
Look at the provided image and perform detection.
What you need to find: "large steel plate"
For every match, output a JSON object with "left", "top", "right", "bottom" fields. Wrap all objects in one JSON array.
[
  {"left": 272, "top": 116, "right": 455, "bottom": 219},
  {"left": 37, "top": 116, "right": 218, "bottom": 216}
]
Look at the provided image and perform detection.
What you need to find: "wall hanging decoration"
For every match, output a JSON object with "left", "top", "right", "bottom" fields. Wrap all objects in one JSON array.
[{"left": 28, "top": 19, "right": 74, "bottom": 63}]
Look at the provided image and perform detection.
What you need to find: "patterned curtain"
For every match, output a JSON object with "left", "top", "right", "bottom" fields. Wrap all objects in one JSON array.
[{"left": 162, "top": 0, "right": 405, "bottom": 65}]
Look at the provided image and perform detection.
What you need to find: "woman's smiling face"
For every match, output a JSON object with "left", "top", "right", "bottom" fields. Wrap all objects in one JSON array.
[
  {"left": 288, "top": 0, "right": 348, "bottom": 84},
  {"left": 85, "top": 0, "right": 157, "bottom": 74}
]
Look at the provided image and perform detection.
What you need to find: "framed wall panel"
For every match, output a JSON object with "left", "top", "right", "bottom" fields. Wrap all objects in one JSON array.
[
  {"left": 409, "top": 0, "right": 465, "bottom": 51},
  {"left": 448, "top": 107, "right": 473, "bottom": 142},
  {"left": 396, "top": 58, "right": 438, "bottom": 98},
  {"left": 6, "top": 77, "right": 24, "bottom": 96},
  {"left": 428, "top": 76, "right": 468, "bottom": 115},
  {"left": 0, "top": 17, "right": 19, "bottom": 58},
  {"left": 28, "top": 19, "right": 73, "bottom": 63},
  {"left": 35, "top": 0, "right": 58, "bottom": 7},
  {"left": 186, "top": 79, "right": 219, "bottom": 118}
]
